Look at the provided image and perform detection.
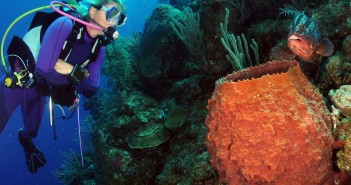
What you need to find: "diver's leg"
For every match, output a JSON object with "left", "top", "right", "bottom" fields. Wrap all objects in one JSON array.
[
  {"left": 0, "top": 85, "right": 22, "bottom": 133},
  {"left": 18, "top": 88, "right": 46, "bottom": 173},
  {"left": 20, "top": 88, "right": 46, "bottom": 139}
]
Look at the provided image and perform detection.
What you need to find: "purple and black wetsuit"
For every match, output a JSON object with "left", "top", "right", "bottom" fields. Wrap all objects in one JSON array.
[{"left": 0, "top": 17, "right": 105, "bottom": 139}]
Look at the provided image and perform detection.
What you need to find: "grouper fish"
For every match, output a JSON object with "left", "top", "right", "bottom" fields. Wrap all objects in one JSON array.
[{"left": 270, "top": 11, "right": 334, "bottom": 62}]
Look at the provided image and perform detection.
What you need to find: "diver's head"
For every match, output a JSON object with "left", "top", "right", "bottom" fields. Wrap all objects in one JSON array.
[
  {"left": 76, "top": 0, "right": 127, "bottom": 36},
  {"left": 88, "top": 0, "right": 127, "bottom": 13},
  {"left": 76, "top": 0, "right": 127, "bottom": 17},
  {"left": 91, "top": 3, "right": 127, "bottom": 27}
]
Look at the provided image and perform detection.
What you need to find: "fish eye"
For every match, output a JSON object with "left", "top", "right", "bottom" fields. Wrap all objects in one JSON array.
[{"left": 299, "top": 25, "right": 305, "bottom": 30}]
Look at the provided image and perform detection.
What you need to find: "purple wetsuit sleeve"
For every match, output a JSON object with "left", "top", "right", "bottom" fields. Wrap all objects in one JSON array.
[
  {"left": 36, "top": 17, "right": 73, "bottom": 73},
  {"left": 75, "top": 47, "right": 105, "bottom": 98}
]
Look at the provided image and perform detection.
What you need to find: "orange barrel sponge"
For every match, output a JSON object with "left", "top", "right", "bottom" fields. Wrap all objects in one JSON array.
[{"left": 206, "top": 60, "right": 334, "bottom": 185}]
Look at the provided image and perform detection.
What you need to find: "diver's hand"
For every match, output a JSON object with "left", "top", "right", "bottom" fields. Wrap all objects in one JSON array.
[
  {"left": 83, "top": 69, "right": 90, "bottom": 78},
  {"left": 54, "top": 59, "right": 74, "bottom": 74}
]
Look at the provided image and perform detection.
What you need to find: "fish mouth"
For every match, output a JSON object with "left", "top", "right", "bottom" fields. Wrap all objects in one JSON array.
[
  {"left": 288, "top": 33, "right": 314, "bottom": 44},
  {"left": 288, "top": 35, "right": 303, "bottom": 42},
  {"left": 288, "top": 34, "right": 313, "bottom": 55}
]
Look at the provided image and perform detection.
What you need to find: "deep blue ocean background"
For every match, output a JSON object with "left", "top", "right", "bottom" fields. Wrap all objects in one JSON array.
[{"left": 0, "top": 1, "right": 158, "bottom": 184}]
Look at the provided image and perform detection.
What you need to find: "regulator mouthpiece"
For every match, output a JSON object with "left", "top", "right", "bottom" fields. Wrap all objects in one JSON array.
[{"left": 104, "top": 27, "right": 118, "bottom": 41}]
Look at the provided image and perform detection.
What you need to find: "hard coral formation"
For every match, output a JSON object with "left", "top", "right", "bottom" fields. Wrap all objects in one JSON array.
[
  {"left": 311, "top": 0, "right": 351, "bottom": 51},
  {"left": 126, "top": 123, "right": 171, "bottom": 149},
  {"left": 342, "top": 35, "right": 351, "bottom": 59},
  {"left": 138, "top": 4, "right": 190, "bottom": 98},
  {"left": 206, "top": 60, "right": 334, "bottom": 185},
  {"left": 164, "top": 105, "right": 188, "bottom": 129},
  {"left": 320, "top": 54, "right": 351, "bottom": 93},
  {"left": 329, "top": 85, "right": 351, "bottom": 117},
  {"left": 104, "top": 34, "right": 140, "bottom": 90},
  {"left": 337, "top": 135, "right": 351, "bottom": 172},
  {"left": 334, "top": 118, "right": 351, "bottom": 175}
]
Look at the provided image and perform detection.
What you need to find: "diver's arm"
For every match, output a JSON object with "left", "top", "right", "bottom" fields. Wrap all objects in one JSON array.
[
  {"left": 54, "top": 59, "right": 74, "bottom": 74},
  {"left": 36, "top": 17, "right": 73, "bottom": 74},
  {"left": 54, "top": 59, "right": 89, "bottom": 77},
  {"left": 75, "top": 47, "right": 105, "bottom": 98}
]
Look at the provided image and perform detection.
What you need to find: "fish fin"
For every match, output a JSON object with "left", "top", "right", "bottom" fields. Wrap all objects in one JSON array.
[
  {"left": 316, "top": 38, "right": 334, "bottom": 57},
  {"left": 269, "top": 45, "right": 296, "bottom": 60}
]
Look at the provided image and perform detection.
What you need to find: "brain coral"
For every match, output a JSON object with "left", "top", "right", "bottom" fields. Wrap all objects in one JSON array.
[{"left": 206, "top": 60, "right": 334, "bottom": 185}]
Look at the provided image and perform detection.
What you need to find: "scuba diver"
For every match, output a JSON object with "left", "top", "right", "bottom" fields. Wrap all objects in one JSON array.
[{"left": 0, "top": 0, "right": 127, "bottom": 173}]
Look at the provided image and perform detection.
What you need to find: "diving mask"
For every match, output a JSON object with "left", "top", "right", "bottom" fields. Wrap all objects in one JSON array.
[{"left": 100, "top": 5, "right": 127, "bottom": 26}]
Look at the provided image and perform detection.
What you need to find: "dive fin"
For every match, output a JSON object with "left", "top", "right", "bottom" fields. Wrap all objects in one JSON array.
[
  {"left": 316, "top": 38, "right": 334, "bottom": 57},
  {"left": 26, "top": 149, "right": 46, "bottom": 173},
  {"left": 18, "top": 129, "right": 46, "bottom": 174}
]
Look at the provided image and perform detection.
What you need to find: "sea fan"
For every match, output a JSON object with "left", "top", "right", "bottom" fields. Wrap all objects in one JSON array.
[{"left": 278, "top": 5, "right": 300, "bottom": 18}]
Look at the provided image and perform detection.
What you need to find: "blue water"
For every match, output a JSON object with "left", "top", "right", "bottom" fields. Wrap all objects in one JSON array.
[{"left": 0, "top": 1, "right": 158, "bottom": 184}]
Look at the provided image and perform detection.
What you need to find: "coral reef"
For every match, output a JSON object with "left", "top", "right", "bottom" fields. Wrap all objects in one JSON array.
[
  {"left": 332, "top": 118, "right": 351, "bottom": 184},
  {"left": 59, "top": 0, "right": 351, "bottom": 184},
  {"left": 156, "top": 101, "right": 220, "bottom": 184},
  {"left": 104, "top": 34, "right": 140, "bottom": 91},
  {"left": 220, "top": 8, "right": 259, "bottom": 70},
  {"left": 53, "top": 150, "right": 95, "bottom": 184},
  {"left": 169, "top": 0, "right": 199, "bottom": 9},
  {"left": 137, "top": 4, "right": 194, "bottom": 98},
  {"left": 329, "top": 85, "right": 351, "bottom": 117},
  {"left": 311, "top": 0, "right": 351, "bottom": 51},
  {"left": 343, "top": 35, "right": 351, "bottom": 59},
  {"left": 206, "top": 60, "right": 334, "bottom": 184},
  {"left": 126, "top": 123, "right": 171, "bottom": 149},
  {"left": 164, "top": 104, "right": 188, "bottom": 129},
  {"left": 170, "top": 7, "right": 204, "bottom": 56},
  {"left": 320, "top": 54, "right": 351, "bottom": 94}
]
